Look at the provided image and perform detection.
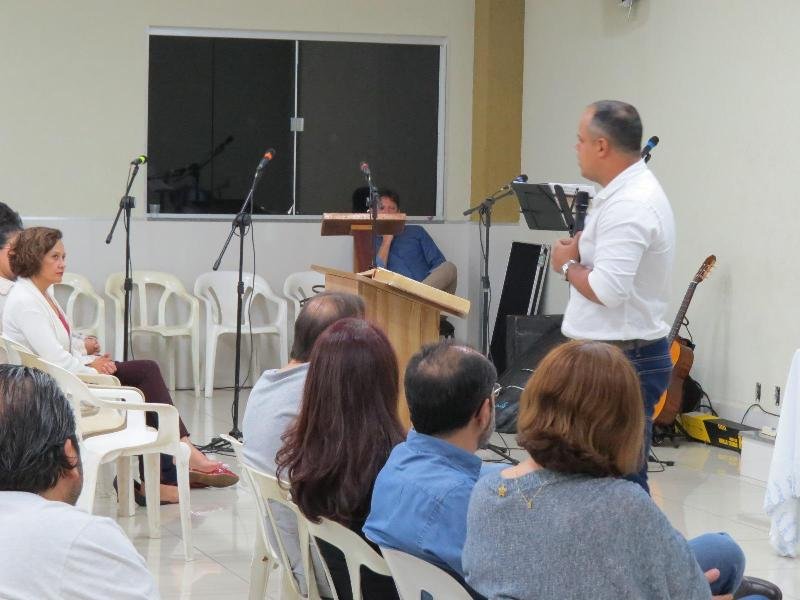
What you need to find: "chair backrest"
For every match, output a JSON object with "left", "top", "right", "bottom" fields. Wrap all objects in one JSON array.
[
  {"left": 282, "top": 271, "right": 325, "bottom": 320},
  {"left": 194, "top": 271, "right": 276, "bottom": 327},
  {"left": 17, "top": 351, "right": 87, "bottom": 440},
  {"left": 18, "top": 352, "right": 129, "bottom": 440},
  {"left": 54, "top": 272, "right": 106, "bottom": 347},
  {"left": 106, "top": 270, "right": 193, "bottom": 327},
  {"left": 303, "top": 516, "right": 394, "bottom": 600},
  {"left": 245, "top": 465, "right": 316, "bottom": 599},
  {"left": 380, "top": 547, "right": 472, "bottom": 600},
  {"left": 1, "top": 334, "right": 32, "bottom": 365}
]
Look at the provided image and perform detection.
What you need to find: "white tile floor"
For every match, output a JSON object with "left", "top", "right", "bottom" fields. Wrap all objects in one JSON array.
[{"left": 91, "top": 390, "right": 797, "bottom": 599}]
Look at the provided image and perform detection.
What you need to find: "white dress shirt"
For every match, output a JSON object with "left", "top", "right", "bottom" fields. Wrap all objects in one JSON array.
[
  {"left": 562, "top": 160, "right": 675, "bottom": 341},
  {"left": 0, "top": 491, "right": 159, "bottom": 599}
]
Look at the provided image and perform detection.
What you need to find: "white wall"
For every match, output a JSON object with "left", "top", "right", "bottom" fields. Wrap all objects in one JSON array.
[
  {"left": 1, "top": 0, "right": 475, "bottom": 220},
  {"left": 520, "top": 0, "right": 800, "bottom": 424},
  {"left": 10, "top": 0, "right": 795, "bottom": 425},
  {"left": 25, "top": 216, "right": 474, "bottom": 387}
]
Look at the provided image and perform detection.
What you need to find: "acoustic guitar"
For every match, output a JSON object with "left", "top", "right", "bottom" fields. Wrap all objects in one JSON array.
[{"left": 652, "top": 255, "right": 716, "bottom": 425}]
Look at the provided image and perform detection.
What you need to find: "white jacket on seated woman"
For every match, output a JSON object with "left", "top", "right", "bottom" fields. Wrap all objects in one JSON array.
[{"left": 2, "top": 277, "right": 98, "bottom": 374}]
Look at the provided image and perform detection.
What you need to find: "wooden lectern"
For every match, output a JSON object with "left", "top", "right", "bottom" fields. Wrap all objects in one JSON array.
[
  {"left": 321, "top": 213, "right": 406, "bottom": 272},
  {"left": 312, "top": 265, "right": 470, "bottom": 429}
]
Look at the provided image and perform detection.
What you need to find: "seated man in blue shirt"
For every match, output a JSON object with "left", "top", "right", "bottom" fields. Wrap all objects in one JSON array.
[
  {"left": 364, "top": 341, "right": 497, "bottom": 595},
  {"left": 376, "top": 189, "right": 457, "bottom": 294}
]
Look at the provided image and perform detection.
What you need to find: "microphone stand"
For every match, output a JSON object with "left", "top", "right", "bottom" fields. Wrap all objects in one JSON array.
[
  {"left": 362, "top": 168, "right": 380, "bottom": 268},
  {"left": 464, "top": 185, "right": 521, "bottom": 466},
  {"left": 203, "top": 161, "right": 267, "bottom": 450},
  {"left": 106, "top": 163, "right": 142, "bottom": 361},
  {"left": 463, "top": 184, "right": 516, "bottom": 358}
]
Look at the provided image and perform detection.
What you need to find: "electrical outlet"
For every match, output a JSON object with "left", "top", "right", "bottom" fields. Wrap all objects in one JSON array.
[
  {"left": 774, "top": 386, "right": 781, "bottom": 406},
  {"left": 755, "top": 382, "right": 761, "bottom": 402}
]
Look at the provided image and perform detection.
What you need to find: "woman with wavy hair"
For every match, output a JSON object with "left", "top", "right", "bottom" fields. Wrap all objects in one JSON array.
[
  {"left": 3, "top": 227, "right": 237, "bottom": 502},
  {"left": 276, "top": 317, "right": 403, "bottom": 600},
  {"left": 463, "top": 340, "right": 763, "bottom": 600}
]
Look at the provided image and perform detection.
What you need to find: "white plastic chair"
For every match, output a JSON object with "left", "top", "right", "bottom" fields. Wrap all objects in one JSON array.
[
  {"left": 221, "top": 435, "right": 288, "bottom": 600},
  {"left": 303, "top": 516, "right": 395, "bottom": 600},
  {"left": 0, "top": 335, "right": 121, "bottom": 388},
  {"left": 380, "top": 547, "right": 472, "bottom": 600},
  {"left": 54, "top": 272, "right": 107, "bottom": 352},
  {"left": 1, "top": 334, "right": 29, "bottom": 365},
  {"left": 246, "top": 464, "right": 319, "bottom": 600},
  {"left": 105, "top": 271, "right": 200, "bottom": 395},
  {"left": 194, "top": 272, "right": 289, "bottom": 398},
  {"left": 19, "top": 351, "right": 194, "bottom": 561},
  {"left": 282, "top": 271, "right": 325, "bottom": 322}
]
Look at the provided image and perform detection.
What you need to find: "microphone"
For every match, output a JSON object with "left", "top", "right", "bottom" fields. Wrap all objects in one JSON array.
[
  {"left": 130, "top": 155, "right": 147, "bottom": 166},
  {"left": 573, "top": 191, "right": 590, "bottom": 236},
  {"left": 256, "top": 148, "right": 276, "bottom": 173},
  {"left": 641, "top": 136, "right": 659, "bottom": 160},
  {"left": 359, "top": 161, "right": 371, "bottom": 177}
]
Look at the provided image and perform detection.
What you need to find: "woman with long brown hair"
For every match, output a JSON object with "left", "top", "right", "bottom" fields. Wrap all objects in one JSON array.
[
  {"left": 276, "top": 317, "right": 404, "bottom": 599},
  {"left": 463, "top": 340, "right": 762, "bottom": 600}
]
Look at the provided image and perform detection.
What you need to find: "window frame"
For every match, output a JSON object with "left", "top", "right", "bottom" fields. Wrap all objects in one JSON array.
[{"left": 145, "top": 26, "right": 447, "bottom": 220}]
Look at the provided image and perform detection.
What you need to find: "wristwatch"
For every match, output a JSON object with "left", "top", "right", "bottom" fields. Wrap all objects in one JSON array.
[{"left": 561, "top": 259, "right": 578, "bottom": 281}]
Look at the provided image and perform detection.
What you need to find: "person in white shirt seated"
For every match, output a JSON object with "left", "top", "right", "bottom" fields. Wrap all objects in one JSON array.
[
  {"left": 0, "top": 202, "right": 23, "bottom": 329},
  {"left": 0, "top": 364, "right": 159, "bottom": 600},
  {"left": 3, "top": 226, "right": 237, "bottom": 502}
]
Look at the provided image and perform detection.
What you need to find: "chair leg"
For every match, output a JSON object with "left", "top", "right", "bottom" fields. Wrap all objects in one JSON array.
[
  {"left": 191, "top": 330, "right": 200, "bottom": 397},
  {"left": 116, "top": 456, "right": 135, "bottom": 517},
  {"left": 166, "top": 337, "right": 176, "bottom": 391},
  {"left": 176, "top": 441, "right": 193, "bottom": 561},
  {"left": 76, "top": 451, "right": 102, "bottom": 514},
  {"left": 115, "top": 321, "right": 124, "bottom": 362},
  {"left": 142, "top": 453, "right": 161, "bottom": 538},
  {"left": 204, "top": 333, "right": 219, "bottom": 398},
  {"left": 249, "top": 534, "right": 270, "bottom": 600}
]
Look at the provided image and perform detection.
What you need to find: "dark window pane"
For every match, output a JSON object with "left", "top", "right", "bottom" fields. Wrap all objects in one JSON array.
[
  {"left": 296, "top": 41, "right": 440, "bottom": 216},
  {"left": 147, "top": 36, "right": 294, "bottom": 214}
]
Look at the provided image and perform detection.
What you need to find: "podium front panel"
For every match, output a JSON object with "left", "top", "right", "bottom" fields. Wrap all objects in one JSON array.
[{"left": 323, "top": 273, "right": 440, "bottom": 429}]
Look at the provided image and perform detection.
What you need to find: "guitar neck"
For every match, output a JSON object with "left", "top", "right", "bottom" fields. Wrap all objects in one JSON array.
[{"left": 668, "top": 282, "right": 697, "bottom": 343}]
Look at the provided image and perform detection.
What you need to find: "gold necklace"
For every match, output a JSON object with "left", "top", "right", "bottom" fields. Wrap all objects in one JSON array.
[{"left": 497, "top": 474, "right": 557, "bottom": 509}]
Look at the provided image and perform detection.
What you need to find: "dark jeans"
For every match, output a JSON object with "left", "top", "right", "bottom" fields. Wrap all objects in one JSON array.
[
  {"left": 114, "top": 359, "right": 189, "bottom": 438},
  {"left": 623, "top": 337, "right": 672, "bottom": 494},
  {"left": 115, "top": 359, "right": 187, "bottom": 485}
]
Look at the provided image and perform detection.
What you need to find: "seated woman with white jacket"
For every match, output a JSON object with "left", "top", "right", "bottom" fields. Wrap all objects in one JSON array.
[{"left": 3, "top": 226, "right": 238, "bottom": 502}]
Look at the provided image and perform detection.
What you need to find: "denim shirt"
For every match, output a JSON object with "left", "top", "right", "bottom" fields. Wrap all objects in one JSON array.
[
  {"left": 363, "top": 430, "right": 486, "bottom": 576},
  {"left": 375, "top": 225, "right": 445, "bottom": 282}
]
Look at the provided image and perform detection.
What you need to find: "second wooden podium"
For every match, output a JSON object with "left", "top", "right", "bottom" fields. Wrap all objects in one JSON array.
[{"left": 312, "top": 265, "right": 469, "bottom": 428}]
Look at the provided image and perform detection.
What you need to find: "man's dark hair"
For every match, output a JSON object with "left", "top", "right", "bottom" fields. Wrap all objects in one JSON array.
[
  {"left": 378, "top": 188, "right": 401, "bottom": 209},
  {"left": 0, "top": 202, "right": 23, "bottom": 248},
  {"left": 0, "top": 365, "right": 79, "bottom": 494},
  {"left": 405, "top": 341, "right": 497, "bottom": 436},
  {"left": 290, "top": 292, "right": 365, "bottom": 362},
  {"left": 588, "top": 100, "right": 643, "bottom": 155}
]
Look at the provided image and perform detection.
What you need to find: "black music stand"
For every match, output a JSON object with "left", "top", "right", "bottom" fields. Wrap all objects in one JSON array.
[{"left": 512, "top": 183, "right": 574, "bottom": 234}]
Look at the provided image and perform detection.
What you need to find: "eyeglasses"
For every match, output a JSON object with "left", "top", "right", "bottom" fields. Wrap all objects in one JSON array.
[{"left": 491, "top": 383, "right": 503, "bottom": 401}]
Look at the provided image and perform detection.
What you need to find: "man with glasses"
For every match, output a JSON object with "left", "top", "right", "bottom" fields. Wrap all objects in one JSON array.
[{"left": 364, "top": 341, "right": 498, "bottom": 597}]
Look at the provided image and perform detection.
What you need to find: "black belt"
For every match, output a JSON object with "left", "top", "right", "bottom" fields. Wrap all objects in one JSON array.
[{"left": 603, "top": 337, "right": 666, "bottom": 352}]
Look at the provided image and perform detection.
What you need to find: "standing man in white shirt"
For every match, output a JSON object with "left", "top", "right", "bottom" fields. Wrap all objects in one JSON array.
[
  {"left": 551, "top": 100, "right": 675, "bottom": 493},
  {"left": 0, "top": 364, "right": 159, "bottom": 600}
]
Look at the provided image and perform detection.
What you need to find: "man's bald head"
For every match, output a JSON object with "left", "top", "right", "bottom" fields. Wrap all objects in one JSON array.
[
  {"left": 405, "top": 341, "right": 497, "bottom": 436},
  {"left": 290, "top": 292, "right": 366, "bottom": 362}
]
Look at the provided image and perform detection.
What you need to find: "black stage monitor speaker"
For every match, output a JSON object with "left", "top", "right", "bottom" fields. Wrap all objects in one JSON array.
[
  {"left": 489, "top": 242, "right": 549, "bottom": 373},
  {"left": 495, "top": 315, "right": 566, "bottom": 433}
]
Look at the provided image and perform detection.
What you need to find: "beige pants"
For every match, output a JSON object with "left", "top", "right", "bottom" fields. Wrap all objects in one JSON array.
[{"left": 422, "top": 261, "right": 458, "bottom": 295}]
